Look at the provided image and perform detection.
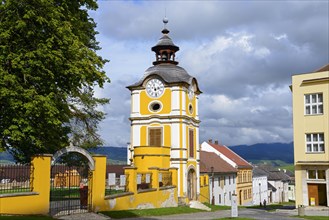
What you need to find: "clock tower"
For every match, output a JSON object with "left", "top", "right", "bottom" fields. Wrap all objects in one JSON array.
[{"left": 127, "top": 19, "right": 201, "bottom": 203}]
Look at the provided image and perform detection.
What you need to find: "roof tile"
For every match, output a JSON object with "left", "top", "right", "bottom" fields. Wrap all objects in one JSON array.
[
  {"left": 200, "top": 151, "right": 237, "bottom": 173},
  {"left": 207, "top": 142, "right": 252, "bottom": 168}
]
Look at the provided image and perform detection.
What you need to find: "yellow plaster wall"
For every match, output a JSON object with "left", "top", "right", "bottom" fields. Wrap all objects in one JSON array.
[
  {"left": 237, "top": 168, "right": 253, "bottom": 205},
  {"left": 140, "top": 89, "right": 171, "bottom": 115},
  {"left": 199, "top": 175, "right": 209, "bottom": 203},
  {"left": 292, "top": 71, "right": 329, "bottom": 163},
  {"left": 163, "top": 125, "right": 171, "bottom": 147},
  {"left": 294, "top": 165, "right": 303, "bottom": 207},
  {"left": 91, "top": 155, "right": 107, "bottom": 212},
  {"left": 0, "top": 155, "right": 51, "bottom": 215},
  {"left": 140, "top": 126, "right": 147, "bottom": 146},
  {"left": 186, "top": 92, "right": 196, "bottom": 118},
  {"left": 134, "top": 146, "right": 171, "bottom": 171},
  {"left": 292, "top": 70, "right": 329, "bottom": 207},
  {"left": 186, "top": 126, "right": 197, "bottom": 159},
  {"left": 96, "top": 167, "right": 178, "bottom": 211},
  {"left": 103, "top": 187, "right": 178, "bottom": 211}
]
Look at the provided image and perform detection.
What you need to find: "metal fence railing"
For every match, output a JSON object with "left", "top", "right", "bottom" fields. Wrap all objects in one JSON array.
[
  {"left": 137, "top": 172, "right": 152, "bottom": 190},
  {"left": 159, "top": 171, "right": 172, "bottom": 187},
  {"left": 0, "top": 164, "right": 34, "bottom": 194},
  {"left": 105, "top": 174, "right": 129, "bottom": 196}
]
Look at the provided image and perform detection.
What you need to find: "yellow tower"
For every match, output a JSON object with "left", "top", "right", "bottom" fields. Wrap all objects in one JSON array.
[{"left": 127, "top": 19, "right": 201, "bottom": 203}]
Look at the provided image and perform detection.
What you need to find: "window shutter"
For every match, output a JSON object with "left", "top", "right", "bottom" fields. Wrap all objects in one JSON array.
[
  {"left": 149, "top": 128, "right": 162, "bottom": 146},
  {"left": 189, "top": 129, "right": 194, "bottom": 157}
]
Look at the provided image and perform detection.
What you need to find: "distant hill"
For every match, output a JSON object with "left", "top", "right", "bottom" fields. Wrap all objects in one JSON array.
[
  {"left": 88, "top": 146, "right": 127, "bottom": 164},
  {"left": 0, "top": 146, "right": 127, "bottom": 164},
  {"left": 0, "top": 143, "right": 294, "bottom": 165},
  {"left": 0, "top": 151, "right": 14, "bottom": 163},
  {"left": 228, "top": 142, "right": 294, "bottom": 164}
]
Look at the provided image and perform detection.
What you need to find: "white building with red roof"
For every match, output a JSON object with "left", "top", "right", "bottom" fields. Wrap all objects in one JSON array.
[{"left": 201, "top": 140, "right": 253, "bottom": 205}]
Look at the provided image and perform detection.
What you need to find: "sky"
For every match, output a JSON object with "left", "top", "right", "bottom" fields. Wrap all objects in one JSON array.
[{"left": 89, "top": 0, "right": 329, "bottom": 147}]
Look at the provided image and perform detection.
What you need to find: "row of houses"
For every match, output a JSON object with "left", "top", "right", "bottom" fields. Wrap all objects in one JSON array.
[{"left": 199, "top": 140, "right": 294, "bottom": 206}]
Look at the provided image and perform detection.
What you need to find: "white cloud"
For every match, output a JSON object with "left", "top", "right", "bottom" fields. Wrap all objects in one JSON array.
[{"left": 90, "top": 0, "right": 328, "bottom": 147}]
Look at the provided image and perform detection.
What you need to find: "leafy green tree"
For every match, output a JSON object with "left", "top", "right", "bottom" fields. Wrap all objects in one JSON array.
[{"left": 0, "top": 0, "right": 110, "bottom": 163}]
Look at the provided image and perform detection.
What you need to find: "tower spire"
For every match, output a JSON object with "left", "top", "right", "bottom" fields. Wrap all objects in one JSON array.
[{"left": 151, "top": 18, "right": 179, "bottom": 65}]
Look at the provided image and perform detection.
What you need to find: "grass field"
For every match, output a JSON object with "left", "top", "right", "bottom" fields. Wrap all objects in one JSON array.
[
  {"left": 249, "top": 159, "right": 295, "bottom": 172},
  {"left": 101, "top": 206, "right": 205, "bottom": 218}
]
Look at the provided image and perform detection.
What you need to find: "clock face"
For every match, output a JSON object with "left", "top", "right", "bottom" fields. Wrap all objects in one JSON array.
[
  {"left": 146, "top": 78, "right": 164, "bottom": 98},
  {"left": 188, "top": 85, "right": 194, "bottom": 100}
]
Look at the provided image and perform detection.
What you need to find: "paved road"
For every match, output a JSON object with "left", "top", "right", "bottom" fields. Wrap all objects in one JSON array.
[{"left": 58, "top": 207, "right": 329, "bottom": 220}]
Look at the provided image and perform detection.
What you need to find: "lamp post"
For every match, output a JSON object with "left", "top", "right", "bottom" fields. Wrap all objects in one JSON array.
[
  {"left": 211, "top": 166, "right": 214, "bottom": 205},
  {"left": 259, "top": 182, "right": 262, "bottom": 206}
]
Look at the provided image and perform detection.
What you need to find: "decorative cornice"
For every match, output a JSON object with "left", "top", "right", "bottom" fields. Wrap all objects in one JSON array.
[
  {"left": 170, "top": 158, "right": 188, "bottom": 162},
  {"left": 171, "top": 148, "right": 187, "bottom": 151},
  {"left": 134, "top": 154, "right": 170, "bottom": 157},
  {"left": 129, "top": 115, "right": 201, "bottom": 123},
  {"left": 302, "top": 77, "right": 329, "bottom": 85},
  {"left": 133, "top": 145, "right": 171, "bottom": 149},
  {"left": 296, "top": 161, "right": 329, "bottom": 165}
]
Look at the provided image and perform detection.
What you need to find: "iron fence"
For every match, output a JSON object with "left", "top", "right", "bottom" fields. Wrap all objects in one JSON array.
[
  {"left": 137, "top": 172, "right": 152, "bottom": 190},
  {"left": 105, "top": 174, "right": 129, "bottom": 196},
  {"left": 0, "top": 164, "right": 34, "bottom": 194},
  {"left": 159, "top": 171, "right": 172, "bottom": 187}
]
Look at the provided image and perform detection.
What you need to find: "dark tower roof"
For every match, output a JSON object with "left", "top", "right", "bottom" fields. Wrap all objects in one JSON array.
[
  {"left": 127, "top": 18, "right": 201, "bottom": 93},
  {"left": 151, "top": 28, "right": 179, "bottom": 55},
  {"left": 151, "top": 18, "right": 179, "bottom": 66}
]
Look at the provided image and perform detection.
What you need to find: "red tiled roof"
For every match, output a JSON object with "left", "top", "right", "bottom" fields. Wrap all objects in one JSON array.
[
  {"left": 314, "top": 64, "right": 329, "bottom": 72},
  {"left": 106, "top": 164, "right": 126, "bottom": 177},
  {"left": 207, "top": 142, "right": 252, "bottom": 168},
  {"left": 200, "top": 151, "right": 237, "bottom": 173}
]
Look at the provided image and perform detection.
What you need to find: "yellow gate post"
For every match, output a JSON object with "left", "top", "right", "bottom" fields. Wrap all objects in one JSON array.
[{"left": 91, "top": 155, "right": 107, "bottom": 212}]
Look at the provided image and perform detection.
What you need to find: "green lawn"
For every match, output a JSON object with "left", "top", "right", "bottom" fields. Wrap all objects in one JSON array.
[
  {"left": 101, "top": 203, "right": 232, "bottom": 218},
  {"left": 101, "top": 206, "right": 205, "bottom": 218},
  {"left": 0, "top": 189, "right": 31, "bottom": 194}
]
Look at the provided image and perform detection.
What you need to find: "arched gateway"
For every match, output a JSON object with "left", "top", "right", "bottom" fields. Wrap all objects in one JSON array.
[{"left": 50, "top": 145, "right": 95, "bottom": 216}]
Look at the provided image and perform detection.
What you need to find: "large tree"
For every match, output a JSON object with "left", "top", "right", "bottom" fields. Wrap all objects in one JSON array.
[{"left": 0, "top": 0, "right": 110, "bottom": 163}]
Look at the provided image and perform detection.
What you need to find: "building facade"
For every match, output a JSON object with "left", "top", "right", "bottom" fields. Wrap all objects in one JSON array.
[
  {"left": 252, "top": 167, "right": 268, "bottom": 206},
  {"left": 291, "top": 64, "right": 329, "bottom": 207},
  {"left": 257, "top": 165, "right": 291, "bottom": 204},
  {"left": 200, "top": 151, "right": 237, "bottom": 206},
  {"left": 127, "top": 19, "right": 202, "bottom": 204},
  {"left": 201, "top": 140, "right": 253, "bottom": 205}
]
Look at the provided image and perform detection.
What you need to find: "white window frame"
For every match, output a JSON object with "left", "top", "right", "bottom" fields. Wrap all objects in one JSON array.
[
  {"left": 306, "top": 133, "right": 325, "bottom": 153},
  {"left": 307, "top": 169, "right": 326, "bottom": 180},
  {"left": 305, "top": 93, "right": 323, "bottom": 115}
]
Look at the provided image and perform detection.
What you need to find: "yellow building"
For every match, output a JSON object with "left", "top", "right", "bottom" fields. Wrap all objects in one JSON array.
[
  {"left": 201, "top": 140, "right": 253, "bottom": 205},
  {"left": 126, "top": 19, "right": 202, "bottom": 204},
  {"left": 291, "top": 64, "right": 329, "bottom": 207}
]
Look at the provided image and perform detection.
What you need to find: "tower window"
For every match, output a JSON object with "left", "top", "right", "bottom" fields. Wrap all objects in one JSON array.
[
  {"left": 149, "top": 101, "right": 162, "bottom": 112},
  {"left": 189, "top": 129, "right": 194, "bottom": 158},
  {"left": 149, "top": 128, "right": 162, "bottom": 146},
  {"left": 188, "top": 104, "right": 193, "bottom": 114}
]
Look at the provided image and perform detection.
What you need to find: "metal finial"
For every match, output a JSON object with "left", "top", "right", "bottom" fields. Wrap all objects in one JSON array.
[{"left": 163, "top": 17, "right": 168, "bottom": 28}]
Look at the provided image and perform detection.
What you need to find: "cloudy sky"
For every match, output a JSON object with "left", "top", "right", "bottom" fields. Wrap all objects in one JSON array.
[{"left": 89, "top": 0, "right": 328, "bottom": 147}]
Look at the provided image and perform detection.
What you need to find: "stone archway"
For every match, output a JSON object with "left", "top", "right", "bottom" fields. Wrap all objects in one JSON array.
[
  {"left": 52, "top": 145, "right": 95, "bottom": 170},
  {"left": 50, "top": 145, "right": 95, "bottom": 216},
  {"left": 187, "top": 167, "right": 197, "bottom": 201}
]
